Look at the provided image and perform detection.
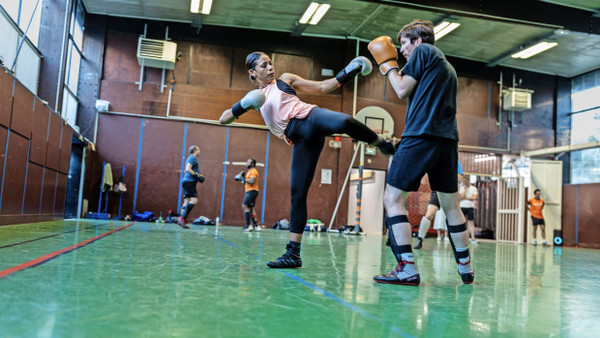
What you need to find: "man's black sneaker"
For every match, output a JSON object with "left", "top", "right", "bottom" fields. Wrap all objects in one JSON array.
[
  {"left": 414, "top": 239, "right": 423, "bottom": 250},
  {"left": 266, "top": 244, "right": 302, "bottom": 268},
  {"left": 459, "top": 270, "right": 475, "bottom": 284}
]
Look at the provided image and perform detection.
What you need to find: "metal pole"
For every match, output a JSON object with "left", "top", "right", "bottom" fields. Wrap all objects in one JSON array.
[
  {"left": 354, "top": 142, "right": 365, "bottom": 234},
  {"left": 327, "top": 143, "right": 360, "bottom": 231}
]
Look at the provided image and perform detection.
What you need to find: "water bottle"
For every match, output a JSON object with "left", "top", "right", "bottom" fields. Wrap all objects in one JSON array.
[{"left": 215, "top": 217, "right": 220, "bottom": 235}]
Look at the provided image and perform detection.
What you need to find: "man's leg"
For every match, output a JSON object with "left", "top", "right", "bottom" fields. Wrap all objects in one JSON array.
[
  {"left": 242, "top": 203, "right": 253, "bottom": 231},
  {"left": 251, "top": 207, "right": 261, "bottom": 231},
  {"left": 438, "top": 192, "right": 474, "bottom": 284},
  {"left": 178, "top": 197, "right": 191, "bottom": 229},
  {"left": 415, "top": 204, "right": 438, "bottom": 249},
  {"left": 373, "top": 184, "right": 420, "bottom": 285},
  {"left": 540, "top": 224, "right": 548, "bottom": 246}
]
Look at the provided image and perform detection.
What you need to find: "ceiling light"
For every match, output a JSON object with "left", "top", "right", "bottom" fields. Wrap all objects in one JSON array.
[
  {"left": 434, "top": 21, "right": 460, "bottom": 40},
  {"left": 511, "top": 41, "right": 558, "bottom": 59},
  {"left": 299, "top": 2, "right": 330, "bottom": 25},
  {"left": 190, "top": 0, "right": 212, "bottom": 15}
]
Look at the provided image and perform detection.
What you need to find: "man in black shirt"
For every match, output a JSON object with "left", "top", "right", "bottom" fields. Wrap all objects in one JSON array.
[{"left": 368, "top": 19, "right": 473, "bottom": 285}]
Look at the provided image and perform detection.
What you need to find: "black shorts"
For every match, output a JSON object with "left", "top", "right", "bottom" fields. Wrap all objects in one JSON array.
[
  {"left": 428, "top": 191, "right": 440, "bottom": 208},
  {"left": 531, "top": 216, "right": 545, "bottom": 226},
  {"left": 387, "top": 136, "right": 459, "bottom": 193},
  {"left": 182, "top": 180, "right": 197, "bottom": 198},
  {"left": 243, "top": 190, "right": 259, "bottom": 207},
  {"left": 461, "top": 207, "right": 475, "bottom": 220}
]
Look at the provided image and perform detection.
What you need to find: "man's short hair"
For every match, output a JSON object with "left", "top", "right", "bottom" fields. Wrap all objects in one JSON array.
[
  {"left": 534, "top": 189, "right": 541, "bottom": 194},
  {"left": 398, "top": 19, "right": 435, "bottom": 45},
  {"left": 249, "top": 158, "right": 256, "bottom": 167},
  {"left": 189, "top": 145, "right": 199, "bottom": 154}
]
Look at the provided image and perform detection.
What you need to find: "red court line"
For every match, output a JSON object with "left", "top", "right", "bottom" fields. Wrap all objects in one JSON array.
[{"left": 0, "top": 222, "right": 135, "bottom": 279}]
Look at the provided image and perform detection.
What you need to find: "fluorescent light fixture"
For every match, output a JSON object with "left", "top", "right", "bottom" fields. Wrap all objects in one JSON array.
[
  {"left": 511, "top": 41, "right": 558, "bottom": 59},
  {"left": 201, "top": 0, "right": 213, "bottom": 15},
  {"left": 190, "top": 0, "right": 212, "bottom": 15},
  {"left": 434, "top": 21, "right": 460, "bottom": 40},
  {"left": 299, "top": 2, "right": 330, "bottom": 25}
]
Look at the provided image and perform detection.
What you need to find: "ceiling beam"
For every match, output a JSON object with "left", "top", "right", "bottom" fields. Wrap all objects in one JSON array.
[
  {"left": 362, "top": 0, "right": 600, "bottom": 35},
  {"left": 349, "top": 4, "right": 385, "bottom": 36}
]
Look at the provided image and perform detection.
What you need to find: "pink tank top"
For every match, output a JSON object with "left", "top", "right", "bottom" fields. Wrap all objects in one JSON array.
[{"left": 259, "top": 79, "right": 316, "bottom": 139}]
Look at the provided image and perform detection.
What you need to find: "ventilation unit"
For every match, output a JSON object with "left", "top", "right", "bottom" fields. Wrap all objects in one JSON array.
[
  {"left": 503, "top": 88, "right": 533, "bottom": 111},
  {"left": 136, "top": 37, "right": 178, "bottom": 70}
]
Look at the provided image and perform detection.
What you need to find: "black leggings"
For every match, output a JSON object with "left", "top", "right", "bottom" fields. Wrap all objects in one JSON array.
[{"left": 284, "top": 107, "right": 379, "bottom": 234}]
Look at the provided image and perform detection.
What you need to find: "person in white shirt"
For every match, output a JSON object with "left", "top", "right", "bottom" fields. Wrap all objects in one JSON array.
[{"left": 459, "top": 175, "right": 478, "bottom": 244}]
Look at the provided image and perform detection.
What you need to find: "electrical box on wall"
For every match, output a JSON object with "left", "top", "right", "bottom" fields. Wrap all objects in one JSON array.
[
  {"left": 503, "top": 88, "right": 533, "bottom": 111},
  {"left": 136, "top": 37, "right": 178, "bottom": 70}
]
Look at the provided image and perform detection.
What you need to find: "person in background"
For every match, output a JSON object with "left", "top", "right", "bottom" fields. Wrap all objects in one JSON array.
[
  {"left": 178, "top": 145, "right": 204, "bottom": 229},
  {"left": 459, "top": 175, "right": 478, "bottom": 244},
  {"left": 528, "top": 189, "right": 549, "bottom": 246}
]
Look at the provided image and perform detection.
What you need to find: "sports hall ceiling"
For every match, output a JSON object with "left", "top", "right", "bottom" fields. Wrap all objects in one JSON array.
[{"left": 82, "top": 0, "right": 600, "bottom": 78}]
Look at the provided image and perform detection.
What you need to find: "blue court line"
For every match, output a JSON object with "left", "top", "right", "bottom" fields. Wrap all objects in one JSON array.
[
  {"left": 0, "top": 130, "right": 10, "bottom": 213},
  {"left": 177, "top": 123, "right": 188, "bottom": 210},
  {"left": 0, "top": 222, "right": 109, "bottom": 250},
  {"left": 21, "top": 138, "right": 31, "bottom": 214},
  {"left": 38, "top": 167, "right": 45, "bottom": 214},
  {"left": 219, "top": 127, "right": 230, "bottom": 221},
  {"left": 260, "top": 132, "right": 269, "bottom": 224},
  {"left": 213, "top": 234, "right": 412, "bottom": 337},
  {"left": 576, "top": 185, "right": 579, "bottom": 243},
  {"left": 132, "top": 118, "right": 145, "bottom": 213}
]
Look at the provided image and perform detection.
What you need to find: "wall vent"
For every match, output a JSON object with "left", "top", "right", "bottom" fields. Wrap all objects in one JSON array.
[
  {"left": 136, "top": 37, "right": 177, "bottom": 70},
  {"left": 503, "top": 88, "right": 533, "bottom": 111}
]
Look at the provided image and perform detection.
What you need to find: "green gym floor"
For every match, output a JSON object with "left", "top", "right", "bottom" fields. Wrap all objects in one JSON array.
[{"left": 1, "top": 220, "right": 598, "bottom": 337}]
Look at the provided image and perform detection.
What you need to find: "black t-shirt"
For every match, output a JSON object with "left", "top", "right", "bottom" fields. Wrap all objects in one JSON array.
[{"left": 400, "top": 43, "right": 458, "bottom": 140}]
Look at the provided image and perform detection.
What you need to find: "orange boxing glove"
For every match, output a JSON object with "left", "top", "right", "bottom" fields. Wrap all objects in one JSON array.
[{"left": 368, "top": 36, "right": 400, "bottom": 76}]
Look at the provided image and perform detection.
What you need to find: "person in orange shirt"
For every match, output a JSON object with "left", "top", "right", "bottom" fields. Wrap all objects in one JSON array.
[
  {"left": 235, "top": 158, "right": 261, "bottom": 232},
  {"left": 527, "top": 189, "right": 548, "bottom": 246}
]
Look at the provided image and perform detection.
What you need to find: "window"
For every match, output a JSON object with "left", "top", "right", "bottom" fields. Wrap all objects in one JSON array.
[
  {"left": 571, "top": 73, "right": 600, "bottom": 184},
  {"left": 62, "top": 1, "right": 84, "bottom": 127},
  {"left": 0, "top": 0, "right": 42, "bottom": 45},
  {"left": 0, "top": 1, "right": 42, "bottom": 93}
]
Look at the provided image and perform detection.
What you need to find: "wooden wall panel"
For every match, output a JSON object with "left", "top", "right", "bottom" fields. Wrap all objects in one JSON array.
[
  {"left": 231, "top": 48, "right": 258, "bottom": 90},
  {"left": 272, "top": 53, "right": 312, "bottom": 80},
  {"left": 1, "top": 132, "right": 29, "bottom": 215},
  {"left": 0, "top": 73, "right": 12, "bottom": 127},
  {"left": 184, "top": 123, "right": 228, "bottom": 220},
  {"left": 0, "top": 127, "right": 6, "bottom": 198},
  {"left": 220, "top": 127, "right": 267, "bottom": 226},
  {"left": 573, "top": 184, "right": 600, "bottom": 248},
  {"left": 135, "top": 119, "right": 185, "bottom": 216},
  {"left": 94, "top": 114, "right": 142, "bottom": 216},
  {"left": 54, "top": 173, "right": 67, "bottom": 214},
  {"left": 23, "top": 163, "right": 44, "bottom": 214},
  {"left": 10, "top": 82, "right": 34, "bottom": 138},
  {"left": 190, "top": 44, "right": 232, "bottom": 88},
  {"left": 59, "top": 124, "right": 73, "bottom": 174},
  {"left": 457, "top": 78, "right": 492, "bottom": 117},
  {"left": 103, "top": 30, "right": 142, "bottom": 82},
  {"left": 562, "top": 184, "right": 576, "bottom": 246},
  {"left": 262, "top": 133, "right": 293, "bottom": 226},
  {"left": 45, "top": 113, "right": 62, "bottom": 170},
  {"left": 30, "top": 99, "right": 50, "bottom": 165},
  {"left": 41, "top": 168, "right": 57, "bottom": 214}
]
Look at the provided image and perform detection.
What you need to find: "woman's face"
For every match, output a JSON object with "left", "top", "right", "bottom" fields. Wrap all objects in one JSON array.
[{"left": 249, "top": 54, "right": 275, "bottom": 83}]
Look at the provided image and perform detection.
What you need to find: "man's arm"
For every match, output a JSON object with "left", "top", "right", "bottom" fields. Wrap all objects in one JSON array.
[
  {"left": 387, "top": 71, "right": 418, "bottom": 99},
  {"left": 185, "top": 162, "right": 195, "bottom": 175}
]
